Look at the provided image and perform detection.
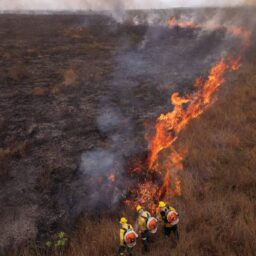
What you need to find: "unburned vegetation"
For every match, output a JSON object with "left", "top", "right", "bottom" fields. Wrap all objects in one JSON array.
[
  {"left": 0, "top": 9, "right": 255, "bottom": 256},
  {"left": 65, "top": 64, "right": 256, "bottom": 256}
]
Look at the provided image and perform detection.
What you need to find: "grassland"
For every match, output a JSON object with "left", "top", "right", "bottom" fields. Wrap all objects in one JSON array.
[
  {"left": 0, "top": 10, "right": 255, "bottom": 256},
  {"left": 65, "top": 63, "right": 256, "bottom": 256}
]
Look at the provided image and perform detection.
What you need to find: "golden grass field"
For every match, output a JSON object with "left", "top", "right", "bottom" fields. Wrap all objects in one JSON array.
[{"left": 63, "top": 64, "right": 256, "bottom": 256}]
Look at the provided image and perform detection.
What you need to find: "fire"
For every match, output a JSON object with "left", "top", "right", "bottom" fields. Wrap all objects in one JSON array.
[
  {"left": 148, "top": 58, "right": 227, "bottom": 171},
  {"left": 166, "top": 16, "right": 252, "bottom": 51},
  {"left": 147, "top": 57, "right": 234, "bottom": 202},
  {"left": 124, "top": 17, "right": 251, "bottom": 211},
  {"left": 125, "top": 181, "right": 159, "bottom": 212},
  {"left": 108, "top": 174, "right": 116, "bottom": 183},
  {"left": 227, "top": 26, "right": 252, "bottom": 50},
  {"left": 166, "top": 16, "right": 198, "bottom": 29}
]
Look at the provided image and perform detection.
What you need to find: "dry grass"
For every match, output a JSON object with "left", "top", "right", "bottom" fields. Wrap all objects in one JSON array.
[
  {"left": 67, "top": 217, "right": 119, "bottom": 256},
  {"left": 30, "top": 68, "right": 78, "bottom": 96},
  {"left": 6, "top": 47, "right": 256, "bottom": 256},
  {"left": 9, "top": 64, "right": 254, "bottom": 256},
  {"left": 10, "top": 65, "right": 256, "bottom": 256},
  {"left": 0, "top": 141, "right": 27, "bottom": 159},
  {"left": 63, "top": 69, "right": 77, "bottom": 87},
  {"left": 51, "top": 68, "right": 77, "bottom": 95},
  {"left": 32, "top": 87, "right": 48, "bottom": 96},
  {"left": 7, "top": 62, "right": 28, "bottom": 81},
  {"left": 2, "top": 10, "right": 255, "bottom": 256},
  {"left": 64, "top": 65, "right": 256, "bottom": 256}
]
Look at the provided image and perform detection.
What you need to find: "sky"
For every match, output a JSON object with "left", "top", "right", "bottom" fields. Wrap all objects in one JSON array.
[{"left": 0, "top": 0, "right": 253, "bottom": 11}]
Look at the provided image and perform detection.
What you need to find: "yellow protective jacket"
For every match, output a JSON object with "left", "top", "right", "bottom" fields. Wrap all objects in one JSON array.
[
  {"left": 120, "top": 223, "right": 134, "bottom": 246},
  {"left": 137, "top": 210, "right": 151, "bottom": 233},
  {"left": 157, "top": 206, "right": 178, "bottom": 228}
]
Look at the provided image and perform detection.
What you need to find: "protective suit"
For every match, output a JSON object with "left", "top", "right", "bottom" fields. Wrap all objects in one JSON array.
[
  {"left": 157, "top": 201, "right": 179, "bottom": 242},
  {"left": 119, "top": 218, "right": 137, "bottom": 256},
  {"left": 136, "top": 205, "right": 157, "bottom": 253}
]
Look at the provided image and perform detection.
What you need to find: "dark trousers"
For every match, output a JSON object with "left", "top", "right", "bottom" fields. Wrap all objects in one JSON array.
[
  {"left": 141, "top": 230, "right": 150, "bottom": 253},
  {"left": 118, "top": 246, "right": 133, "bottom": 256},
  {"left": 164, "top": 225, "right": 179, "bottom": 241}
]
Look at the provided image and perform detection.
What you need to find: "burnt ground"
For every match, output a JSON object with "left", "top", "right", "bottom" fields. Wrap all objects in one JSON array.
[{"left": 0, "top": 9, "right": 255, "bottom": 252}]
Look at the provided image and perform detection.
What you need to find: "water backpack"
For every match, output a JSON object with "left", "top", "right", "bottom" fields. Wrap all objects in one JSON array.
[
  {"left": 166, "top": 210, "right": 179, "bottom": 226},
  {"left": 142, "top": 212, "right": 158, "bottom": 234},
  {"left": 146, "top": 216, "right": 158, "bottom": 233},
  {"left": 123, "top": 226, "right": 138, "bottom": 248}
]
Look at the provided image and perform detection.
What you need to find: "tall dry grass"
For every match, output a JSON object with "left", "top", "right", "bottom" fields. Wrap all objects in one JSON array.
[
  {"left": 65, "top": 65, "right": 256, "bottom": 256},
  {"left": 11, "top": 65, "right": 256, "bottom": 256}
]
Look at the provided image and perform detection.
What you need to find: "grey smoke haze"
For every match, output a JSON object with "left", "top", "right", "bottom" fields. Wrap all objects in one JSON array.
[
  {"left": 78, "top": 107, "right": 138, "bottom": 210},
  {"left": 0, "top": 4, "right": 255, "bottom": 252},
  {"left": 75, "top": 2, "right": 256, "bottom": 212},
  {"left": 0, "top": 0, "right": 250, "bottom": 11}
]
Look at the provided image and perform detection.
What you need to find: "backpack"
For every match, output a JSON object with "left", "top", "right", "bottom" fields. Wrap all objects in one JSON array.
[
  {"left": 141, "top": 211, "right": 158, "bottom": 233},
  {"left": 165, "top": 207, "right": 179, "bottom": 226},
  {"left": 123, "top": 225, "right": 138, "bottom": 248}
]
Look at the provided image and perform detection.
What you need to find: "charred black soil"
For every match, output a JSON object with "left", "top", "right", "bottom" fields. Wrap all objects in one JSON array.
[{"left": 0, "top": 9, "right": 255, "bottom": 254}]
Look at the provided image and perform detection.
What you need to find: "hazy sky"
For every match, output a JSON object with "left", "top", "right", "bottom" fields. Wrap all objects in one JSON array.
[{"left": 0, "top": 0, "right": 250, "bottom": 10}]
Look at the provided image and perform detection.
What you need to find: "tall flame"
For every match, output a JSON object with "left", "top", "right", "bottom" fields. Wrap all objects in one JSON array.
[
  {"left": 149, "top": 58, "right": 228, "bottom": 169},
  {"left": 125, "top": 17, "right": 251, "bottom": 211}
]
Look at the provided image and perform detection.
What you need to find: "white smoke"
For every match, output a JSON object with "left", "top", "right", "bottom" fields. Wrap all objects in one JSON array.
[
  {"left": 0, "top": 0, "right": 249, "bottom": 11},
  {"left": 77, "top": 106, "right": 138, "bottom": 210}
]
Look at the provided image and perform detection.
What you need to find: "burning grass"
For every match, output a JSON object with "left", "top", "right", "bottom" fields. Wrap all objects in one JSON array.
[
  {"left": 65, "top": 63, "right": 256, "bottom": 256},
  {"left": 123, "top": 17, "right": 252, "bottom": 213},
  {"left": 1, "top": 10, "right": 256, "bottom": 256}
]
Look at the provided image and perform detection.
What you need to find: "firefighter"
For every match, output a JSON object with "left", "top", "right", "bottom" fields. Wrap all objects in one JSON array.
[
  {"left": 136, "top": 205, "right": 150, "bottom": 253},
  {"left": 157, "top": 201, "right": 179, "bottom": 242},
  {"left": 119, "top": 217, "right": 138, "bottom": 256},
  {"left": 136, "top": 205, "right": 158, "bottom": 253}
]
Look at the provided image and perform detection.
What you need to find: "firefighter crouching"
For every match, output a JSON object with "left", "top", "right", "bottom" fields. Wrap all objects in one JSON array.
[
  {"left": 136, "top": 205, "right": 158, "bottom": 253},
  {"left": 119, "top": 217, "right": 138, "bottom": 256},
  {"left": 157, "top": 201, "right": 179, "bottom": 241}
]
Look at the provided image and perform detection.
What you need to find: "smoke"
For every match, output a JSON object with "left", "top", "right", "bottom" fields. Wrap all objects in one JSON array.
[
  {"left": 76, "top": 106, "right": 140, "bottom": 211},
  {"left": 74, "top": 8, "right": 251, "bottom": 214},
  {"left": 0, "top": 3, "right": 255, "bottom": 252},
  {"left": 0, "top": 0, "right": 252, "bottom": 11},
  {"left": 1, "top": 0, "right": 253, "bottom": 23},
  {"left": 245, "top": 0, "right": 256, "bottom": 4}
]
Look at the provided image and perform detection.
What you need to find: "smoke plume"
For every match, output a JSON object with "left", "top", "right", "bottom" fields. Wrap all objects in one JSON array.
[
  {"left": 0, "top": 1, "right": 255, "bottom": 253},
  {"left": 0, "top": 0, "right": 252, "bottom": 11},
  {"left": 77, "top": 107, "right": 137, "bottom": 210}
]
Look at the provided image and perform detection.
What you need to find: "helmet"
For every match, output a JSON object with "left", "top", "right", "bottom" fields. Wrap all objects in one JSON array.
[
  {"left": 159, "top": 201, "right": 166, "bottom": 208},
  {"left": 120, "top": 217, "right": 127, "bottom": 224},
  {"left": 136, "top": 205, "right": 142, "bottom": 212}
]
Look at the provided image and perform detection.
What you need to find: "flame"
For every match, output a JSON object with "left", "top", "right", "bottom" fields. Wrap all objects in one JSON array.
[
  {"left": 147, "top": 57, "right": 231, "bottom": 202},
  {"left": 166, "top": 16, "right": 252, "bottom": 52},
  {"left": 166, "top": 16, "right": 198, "bottom": 29},
  {"left": 227, "top": 26, "right": 252, "bottom": 50},
  {"left": 108, "top": 174, "right": 116, "bottom": 183},
  {"left": 148, "top": 58, "right": 227, "bottom": 170},
  {"left": 124, "top": 18, "right": 251, "bottom": 211},
  {"left": 124, "top": 181, "right": 159, "bottom": 212}
]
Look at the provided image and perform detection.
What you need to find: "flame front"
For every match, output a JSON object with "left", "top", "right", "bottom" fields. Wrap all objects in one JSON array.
[
  {"left": 166, "top": 16, "right": 198, "bottom": 29},
  {"left": 147, "top": 57, "right": 237, "bottom": 203},
  {"left": 148, "top": 58, "right": 228, "bottom": 170},
  {"left": 124, "top": 18, "right": 251, "bottom": 211}
]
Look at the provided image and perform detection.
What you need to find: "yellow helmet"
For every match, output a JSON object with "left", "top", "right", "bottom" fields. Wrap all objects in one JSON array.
[
  {"left": 159, "top": 201, "right": 166, "bottom": 208},
  {"left": 136, "top": 205, "right": 142, "bottom": 212},
  {"left": 120, "top": 217, "right": 127, "bottom": 224}
]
